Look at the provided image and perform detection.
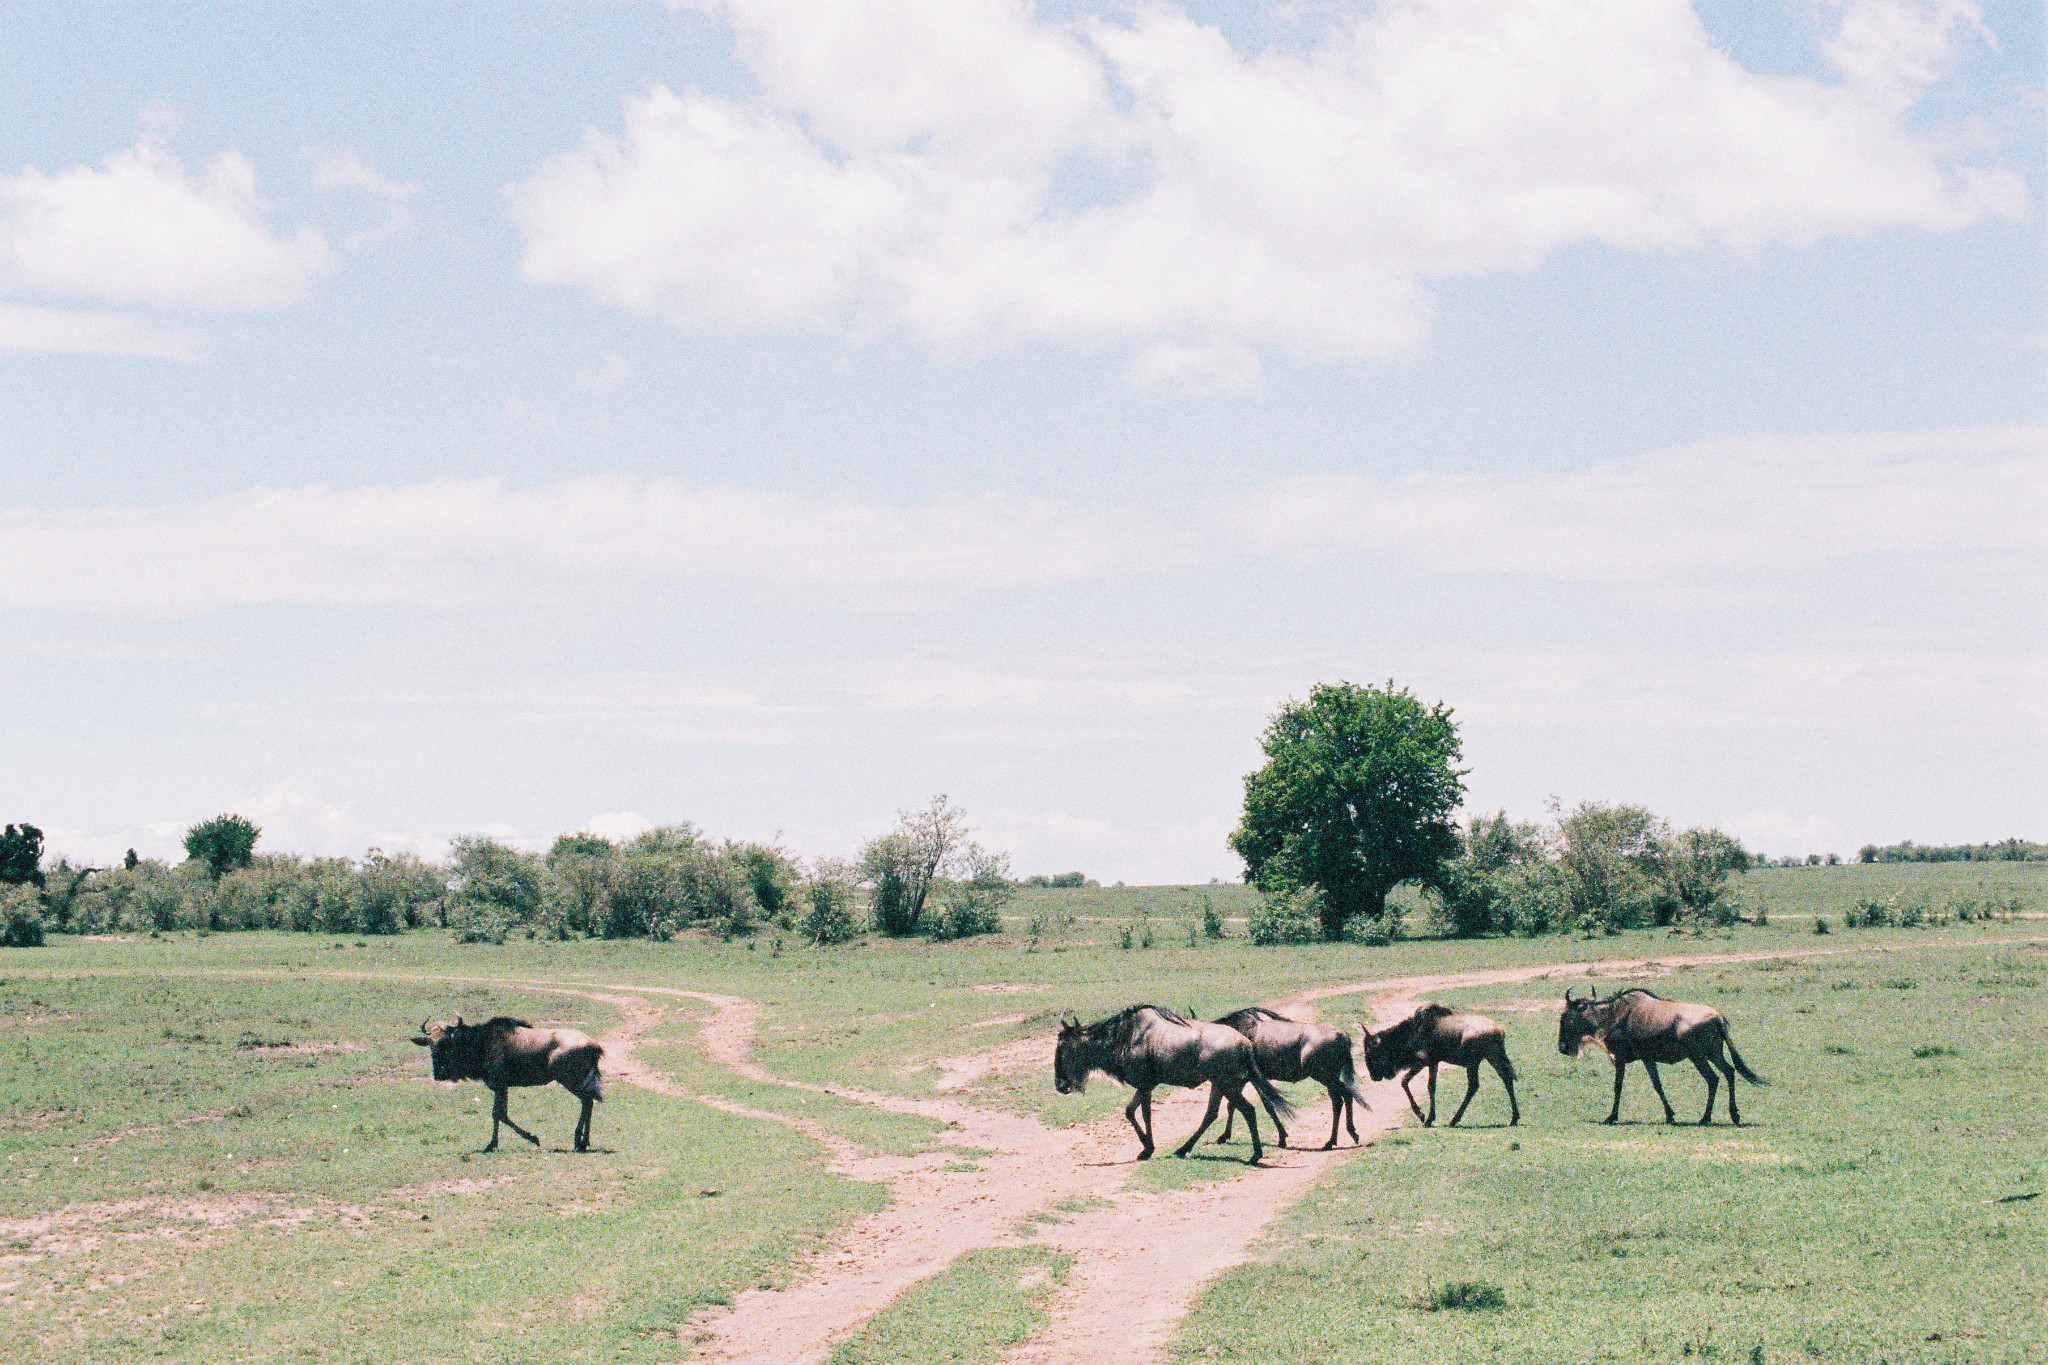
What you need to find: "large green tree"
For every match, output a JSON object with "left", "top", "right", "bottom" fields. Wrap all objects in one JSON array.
[
  {"left": 1230, "top": 681, "right": 1466, "bottom": 940},
  {"left": 0, "top": 824, "right": 45, "bottom": 889},
  {"left": 183, "top": 814, "right": 260, "bottom": 879}
]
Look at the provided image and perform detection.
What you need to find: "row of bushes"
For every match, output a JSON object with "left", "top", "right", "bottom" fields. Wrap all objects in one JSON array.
[
  {"left": 1858, "top": 839, "right": 2046, "bottom": 864},
  {"left": 1841, "top": 890, "right": 2026, "bottom": 929},
  {"left": 4, "top": 798, "right": 1023, "bottom": 949}
]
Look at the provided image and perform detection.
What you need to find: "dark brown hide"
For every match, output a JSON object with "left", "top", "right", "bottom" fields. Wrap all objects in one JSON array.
[
  {"left": 414, "top": 1015, "right": 605, "bottom": 1151},
  {"left": 1363, "top": 1003, "right": 1520, "bottom": 1127},
  {"left": 1212, "top": 1006, "right": 1368, "bottom": 1149},
  {"left": 1557, "top": 987, "right": 1766, "bottom": 1126},
  {"left": 1053, "top": 1005, "right": 1295, "bottom": 1165}
]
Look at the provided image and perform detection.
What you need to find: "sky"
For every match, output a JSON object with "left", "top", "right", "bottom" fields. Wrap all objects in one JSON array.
[{"left": 1, "top": 0, "right": 2042, "bottom": 882}]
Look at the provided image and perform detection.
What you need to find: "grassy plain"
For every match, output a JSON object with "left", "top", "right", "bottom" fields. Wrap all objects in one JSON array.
[
  {"left": 1171, "top": 937, "right": 2048, "bottom": 1364},
  {"left": 0, "top": 860, "right": 2039, "bottom": 1362}
]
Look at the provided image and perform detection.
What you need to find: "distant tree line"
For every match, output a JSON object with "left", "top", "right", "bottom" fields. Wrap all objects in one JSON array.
[
  {"left": 0, "top": 798, "right": 1017, "bottom": 948},
  {"left": 1856, "top": 838, "right": 2046, "bottom": 864}
]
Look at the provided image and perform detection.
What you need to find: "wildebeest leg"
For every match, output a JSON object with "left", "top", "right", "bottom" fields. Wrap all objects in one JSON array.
[
  {"left": 1691, "top": 1052, "right": 1721, "bottom": 1125},
  {"left": 1448, "top": 1064, "right": 1482, "bottom": 1126},
  {"left": 1124, "top": 1088, "right": 1154, "bottom": 1160},
  {"left": 575, "top": 1095, "right": 594, "bottom": 1151},
  {"left": 1605, "top": 1060, "right": 1627, "bottom": 1124},
  {"left": 1643, "top": 1061, "right": 1677, "bottom": 1125},
  {"left": 1176, "top": 1083, "right": 1227, "bottom": 1158},
  {"left": 1424, "top": 1062, "right": 1440, "bottom": 1127},
  {"left": 1494, "top": 1054, "right": 1521, "bottom": 1126},
  {"left": 490, "top": 1088, "right": 540, "bottom": 1149},
  {"left": 1323, "top": 1082, "right": 1344, "bottom": 1149},
  {"left": 1232, "top": 1087, "right": 1266, "bottom": 1165},
  {"left": 1214, "top": 1102, "right": 1237, "bottom": 1145},
  {"left": 1399, "top": 1067, "right": 1428, "bottom": 1123}
]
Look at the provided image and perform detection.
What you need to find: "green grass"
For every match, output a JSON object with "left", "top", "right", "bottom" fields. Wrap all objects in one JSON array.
[
  {"left": 0, "top": 863, "right": 2039, "bottom": 1363},
  {"left": 825, "top": 1246, "right": 1069, "bottom": 1365},
  {"left": 0, "top": 969, "right": 882, "bottom": 1364},
  {"left": 1168, "top": 938, "right": 2048, "bottom": 1364}
]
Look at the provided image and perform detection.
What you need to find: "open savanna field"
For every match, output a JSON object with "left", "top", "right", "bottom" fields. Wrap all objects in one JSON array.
[{"left": 0, "top": 863, "right": 2042, "bottom": 1364}]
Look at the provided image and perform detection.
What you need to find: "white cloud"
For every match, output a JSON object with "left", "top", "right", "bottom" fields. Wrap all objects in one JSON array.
[
  {"left": 579, "top": 811, "right": 657, "bottom": 841},
  {"left": 0, "top": 126, "right": 329, "bottom": 310},
  {"left": 0, "top": 118, "right": 332, "bottom": 358},
  {"left": 305, "top": 144, "right": 420, "bottom": 248},
  {"left": 0, "top": 300, "right": 202, "bottom": 360},
  {"left": 513, "top": 0, "right": 2024, "bottom": 370},
  {"left": 0, "top": 425, "right": 2036, "bottom": 614}
]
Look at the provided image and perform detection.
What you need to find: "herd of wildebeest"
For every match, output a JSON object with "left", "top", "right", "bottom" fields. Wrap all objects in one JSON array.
[{"left": 412, "top": 984, "right": 1766, "bottom": 1161}]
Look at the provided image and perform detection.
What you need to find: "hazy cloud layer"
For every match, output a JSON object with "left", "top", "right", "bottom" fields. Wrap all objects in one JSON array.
[
  {"left": 512, "top": 0, "right": 2023, "bottom": 383},
  {"left": 2, "top": 425, "right": 2036, "bottom": 613}
]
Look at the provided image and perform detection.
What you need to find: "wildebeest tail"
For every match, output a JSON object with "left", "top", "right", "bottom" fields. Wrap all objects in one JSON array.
[
  {"left": 572, "top": 1045, "right": 606, "bottom": 1100},
  {"left": 1336, "top": 1050, "right": 1371, "bottom": 1110},
  {"left": 1248, "top": 1056, "right": 1297, "bottom": 1120},
  {"left": 1723, "top": 1030, "right": 1766, "bottom": 1085}
]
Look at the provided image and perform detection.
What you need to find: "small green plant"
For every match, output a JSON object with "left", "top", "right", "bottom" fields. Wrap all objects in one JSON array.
[
  {"left": 1200, "top": 893, "right": 1226, "bottom": 939},
  {"left": 1409, "top": 1280, "right": 1506, "bottom": 1311},
  {"left": 1813, "top": 917, "right": 1829, "bottom": 935},
  {"left": 1913, "top": 1044, "right": 1958, "bottom": 1058}
]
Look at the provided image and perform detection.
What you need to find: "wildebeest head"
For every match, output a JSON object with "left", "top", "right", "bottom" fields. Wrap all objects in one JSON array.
[
  {"left": 1358, "top": 1024, "right": 1399, "bottom": 1082},
  {"left": 1557, "top": 987, "right": 1603, "bottom": 1056},
  {"left": 412, "top": 1017, "right": 486, "bottom": 1082},
  {"left": 1052, "top": 1013, "right": 1090, "bottom": 1094}
]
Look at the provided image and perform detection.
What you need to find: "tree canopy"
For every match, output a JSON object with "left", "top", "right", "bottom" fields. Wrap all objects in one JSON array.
[
  {"left": 0, "top": 824, "right": 45, "bottom": 889},
  {"left": 1230, "top": 680, "right": 1465, "bottom": 939},
  {"left": 183, "top": 814, "right": 260, "bottom": 879}
]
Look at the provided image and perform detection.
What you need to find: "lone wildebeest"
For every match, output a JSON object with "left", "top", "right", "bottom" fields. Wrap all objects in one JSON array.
[
  {"left": 1362, "top": 1003, "right": 1521, "bottom": 1127},
  {"left": 1053, "top": 1005, "right": 1295, "bottom": 1164},
  {"left": 1557, "top": 985, "right": 1766, "bottom": 1126},
  {"left": 414, "top": 1016, "right": 605, "bottom": 1152},
  {"left": 1211, "top": 1006, "right": 1369, "bottom": 1149}
]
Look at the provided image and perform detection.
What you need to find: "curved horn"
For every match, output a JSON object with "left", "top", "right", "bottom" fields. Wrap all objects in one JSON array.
[
  {"left": 419, "top": 1018, "right": 430, "bottom": 1033},
  {"left": 455, "top": 1014, "right": 464, "bottom": 1028},
  {"left": 1563, "top": 984, "right": 1581, "bottom": 1002}
]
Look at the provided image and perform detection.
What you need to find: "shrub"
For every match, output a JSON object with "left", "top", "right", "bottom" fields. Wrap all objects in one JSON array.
[
  {"left": 1200, "top": 893, "right": 1226, "bottom": 939},
  {"left": 354, "top": 850, "right": 446, "bottom": 934},
  {"left": 446, "top": 837, "right": 543, "bottom": 943},
  {"left": 1410, "top": 1280, "right": 1506, "bottom": 1311},
  {"left": 801, "top": 859, "right": 864, "bottom": 944},
  {"left": 1247, "top": 886, "right": 1322, "bottom": 946},
  {"left": 0, "top": 885, "right": 44, "bottom": 947},
  {"left": 730, "top": 842, "right": 801, "bottom": 929},
  {"left": 862, "top": 833, "right": 926, "bottom": 937},
  {"left": 933, "top": 846, "right": 1015, "bottom": 941}
]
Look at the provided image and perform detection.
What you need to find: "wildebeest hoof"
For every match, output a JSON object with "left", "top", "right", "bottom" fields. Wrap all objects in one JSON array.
[
  {"left": 1136, "top": 1149, "right": 1153, "bottom": 1161},
  {"left": 1602, "top": 1115, "right": 1619, "bottom": 1125}
]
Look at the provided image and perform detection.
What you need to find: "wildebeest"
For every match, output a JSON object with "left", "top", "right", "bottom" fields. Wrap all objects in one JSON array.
[
  {"left": 1362, "top": 1003, "right": 1521, "bottom": 1127},
  {"left": 1053, "top": 1005, "right": 1295, "bottom": 1164},
  {"left": 414, "top": 1016, "right": 605, "bottom": 1152},
  {"left": 1556, "top": 985, "right": 1766, "bottom": 1126},
  {"left": 1210, "top": 1006, "right": 1369, "bottom": 1149}
]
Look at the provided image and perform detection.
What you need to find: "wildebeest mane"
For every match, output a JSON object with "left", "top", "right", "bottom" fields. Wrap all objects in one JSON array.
[
  {"left": 477, "top": 1016, "right": 532, "bottom": 1032},
  {"left": 1215, "top": 1006, "right": 1288, "bottom": 1029}
]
